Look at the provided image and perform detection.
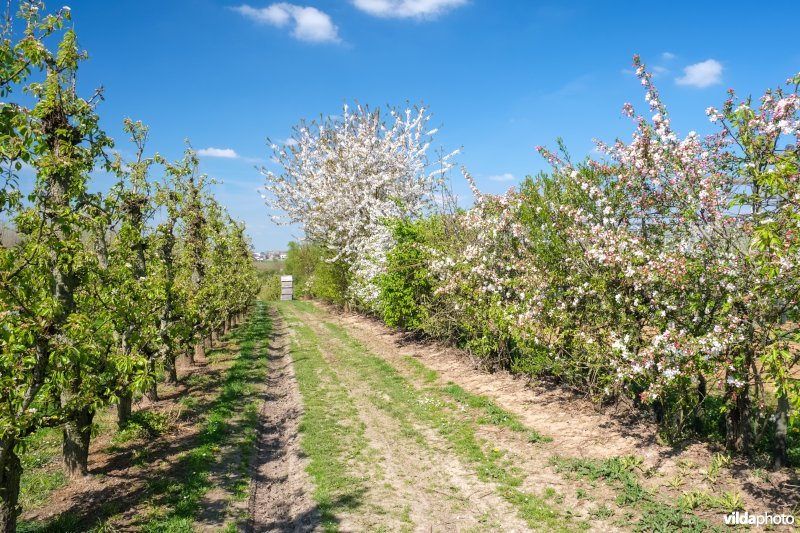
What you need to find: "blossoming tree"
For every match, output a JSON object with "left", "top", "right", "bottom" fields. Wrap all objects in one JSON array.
[
  {"left": 413, "top": 58, "right": 800, "bottom": 464},
  {"left": 262, "top": 104, "right": 450, "bottom": 306}
]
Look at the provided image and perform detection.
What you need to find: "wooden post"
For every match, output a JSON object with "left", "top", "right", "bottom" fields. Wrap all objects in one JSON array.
[{"left": 280, "top": 275, "right": 293, "bottom": 301}]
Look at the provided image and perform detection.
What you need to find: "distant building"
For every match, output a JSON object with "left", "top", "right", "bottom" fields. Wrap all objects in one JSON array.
[{"left": 252, "top": 250, "right": 287, "bottom": 261}]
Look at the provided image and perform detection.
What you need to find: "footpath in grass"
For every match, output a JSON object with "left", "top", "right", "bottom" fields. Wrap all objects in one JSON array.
[
  {"left": 279, "top": 300, "right": 575, "bottom": 532},
  {"left": 18, "top": 303, "right": 271, "bottom": 533},
  {"left": 278, "top": 305, "right": 371, "bottom": 531}
]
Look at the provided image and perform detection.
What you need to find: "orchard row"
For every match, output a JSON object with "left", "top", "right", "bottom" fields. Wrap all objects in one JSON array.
[{"left": 0, "top": 4, "right": 259, "bottom": 530}]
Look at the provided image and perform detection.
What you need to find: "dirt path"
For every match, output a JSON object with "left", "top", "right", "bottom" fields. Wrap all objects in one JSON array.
[
  {"left": 248, "top": 309, "right": 318, "bottom": 532},
  {"left": 291, "top": 306, "right": 532, "bottom": 532}
]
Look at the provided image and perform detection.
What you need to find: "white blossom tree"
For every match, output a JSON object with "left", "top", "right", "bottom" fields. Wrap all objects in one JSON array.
[{"left": 262, "top": 104, "right": 452, "bottom": 306}]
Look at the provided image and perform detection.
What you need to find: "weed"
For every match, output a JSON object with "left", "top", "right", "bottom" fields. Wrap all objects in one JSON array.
[
  {"left": 679, "top": 490, "right": 711, "bottom": 510},
  {"left": 635, "top": 504, "right": 711, "bottom": 533},
  {"left": 550, "top": 455, "right": 715, "bottom": 532},
  {"left": 400, "top": 504, "right": 412, "bottom": 524},
  {"left": 589, "top": 504, "right": 614, "bottom": 520},
  {"left": 178, "top": 395, "right": 198, "bottom": 410},
  {"left": 750, "top": 468, "right": 769, "bottom": 482},
  {"left": 619, "top": 456, "right": 644, "bottom": 471},
  {"left": 711, "top": 453, "right": 732, "bottom": 469},
  {"left": 667, "top": 475, "right": 684, "bottom": 489},
  {"left": 17, "top": 513, "right": 80, "bottom": 533},
  {"left": 704, "top": 452, "right": 731, "bottom": 483},
  {"left": 113, "top": 410, "right": 171, "bottom": 445},
  {"left": 710, "top": 491, "right": 745, "bottom": 513},
  {"left": 677, "top": 459, "right": 697, "bottom": 476}
]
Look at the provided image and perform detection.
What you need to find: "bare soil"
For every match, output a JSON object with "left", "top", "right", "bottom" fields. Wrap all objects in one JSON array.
[
  {"left": 20, "top": 337, "right": 243, "bottom": 531},
  {"left": 247, "top": 309, "right": 319, "bottom": 532},
  {"left": 293, "top": 305, "right": 532, "bottom": 532}
]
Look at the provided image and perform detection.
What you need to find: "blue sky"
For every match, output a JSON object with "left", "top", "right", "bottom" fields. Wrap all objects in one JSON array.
[{"left": 53, "top": 0, "right": 800, "bottom": 250}]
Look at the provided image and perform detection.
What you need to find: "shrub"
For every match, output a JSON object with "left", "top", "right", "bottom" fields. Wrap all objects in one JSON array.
[
  {"left": 378, "top": 219, "right": 435, "bottom": 331},
  {"left": 284, "top": 241, "right": 350, "bottom": 306}
]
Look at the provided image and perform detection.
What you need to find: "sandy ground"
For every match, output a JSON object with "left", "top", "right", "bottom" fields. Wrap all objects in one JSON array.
[{"left": 290, "top": 304, "right": 533, "bottom": 532}]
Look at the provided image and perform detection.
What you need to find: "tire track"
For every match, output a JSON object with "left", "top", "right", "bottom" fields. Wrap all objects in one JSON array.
[
  {"left": 248, "top": 308, "right": 318, "bottom": 532},
  {"left": 290, "top": 305, "right": 532, "bottom": 532}
]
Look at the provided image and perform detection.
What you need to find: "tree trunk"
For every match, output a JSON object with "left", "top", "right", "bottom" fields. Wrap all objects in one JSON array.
[
  {"left": 145, "top": 358, "right": 158, "bottom": 402},
  {"left": 211, "top": 329, "right": 219, "bottom": 345},
  {"left": 652, "top": 399, "right": 664, "bottom": 424},
  {"left": 693, "top": 372, "right": 707, "bottom": 434},
  {"left": 773, "top": 393, "right": 790, "bottom": 469},
  {"left": 63, "top": 408, "right": 94, "bottom": 478},
  {"left": 724, "top": 340, "right": 754, "bottom": 455},
  {"left": 117, "top": 390, "right": 132, "bottom": 429},
  {"left": 192, "top": 342, "right": 203, "bottom": 364},
  {"left": 0, "top": 443, "right": 22, "bottom": 533},
  {"left": 725, "top": 380, "right": 752, "bottom": 454},
  {"left": 164, "top": 354, "right": 178, "bottom": 384}
]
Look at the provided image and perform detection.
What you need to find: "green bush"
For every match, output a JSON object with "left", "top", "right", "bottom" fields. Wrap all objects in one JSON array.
[
  {"left": 378, "top": 219, "right": 434, "bottom": 331},
  {"left": 258, "top": 272, "right": 282, "bottom": 301},
  {"left": 284, "top": 241, "right": 350, "bottom": 305},
  {"left": 307, "top": 257, "right": 350, "bottom": 305}
]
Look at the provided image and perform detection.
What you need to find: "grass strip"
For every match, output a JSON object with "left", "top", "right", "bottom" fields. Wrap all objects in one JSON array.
[
  {"left": 140, "top": 303, "right": 271, "bottom": 532},
  {"left": 278, "top": 306, "right": 371, "bottom": 532}
]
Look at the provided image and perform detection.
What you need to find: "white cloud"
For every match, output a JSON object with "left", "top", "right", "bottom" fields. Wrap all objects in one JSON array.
[
  {"left": 652, "top": 65, "right": 669, "bottom": 77},
  {"left": 676, "top": 59, "right": 723, "bottom": 88},
  {"left": 197, "top": 147, "right": 239, "bottom": 158},
  {"left": 235, "top": 4, "right": 291, "bottom": 25},
  {"left": 234, "top": 3, "right": 340, "bottom": 43},
  {"left": 488, "top": 172, "right": 516, "bottom": 182},
  {"left": 351, "top": 0, "right": 467, "bottom": 19},
  {"left": 661, "top": 51, "right": 676, "bottom": 61}
]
